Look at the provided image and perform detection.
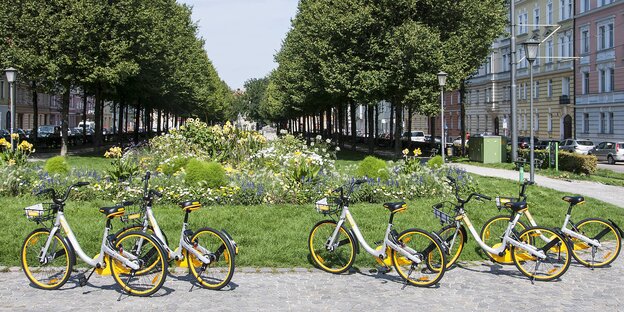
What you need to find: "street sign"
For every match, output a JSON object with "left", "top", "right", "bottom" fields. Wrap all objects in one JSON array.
[{"left": 549, "top": 142, "right": 559, "bottom": 171}]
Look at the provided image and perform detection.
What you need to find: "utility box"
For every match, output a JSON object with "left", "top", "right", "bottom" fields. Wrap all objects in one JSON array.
[{"left": 469, "top": 136, "right": 502, "bottom": 163}]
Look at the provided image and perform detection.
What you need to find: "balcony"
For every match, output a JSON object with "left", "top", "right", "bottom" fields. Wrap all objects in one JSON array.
[{"left": 559, "top": 95, "right": 570, "bottom": 105}]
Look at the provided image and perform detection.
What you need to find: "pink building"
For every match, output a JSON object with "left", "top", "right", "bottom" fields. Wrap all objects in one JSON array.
[{"left": 575, "top": 0, "right": 624, "bottom": 142}]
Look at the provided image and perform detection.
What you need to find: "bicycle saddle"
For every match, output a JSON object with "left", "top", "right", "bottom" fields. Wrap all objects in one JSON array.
[
  {"left": 179, "top": 200, "right": 201, "bottom": 212},
  {"left": 562, "top": 196, "right": 585, "bottom": 205},
  {"left": 383, "top": 202, "right": 407, "bottom": 213},
  {"left": 99, "top": 205, "right": 126, "bottom": 218},
  {"left": 504, "top": 201, "right": 527, "bottom": 212}
]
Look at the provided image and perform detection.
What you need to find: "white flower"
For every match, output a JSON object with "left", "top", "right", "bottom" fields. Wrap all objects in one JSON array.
[
  {"left": 316, "top": 135, "right": 322, "bottom": 140},
  {"left": 335, "top": 147, "right": 341, "bottom": 152},
  {"left": 310, "top": 142, "right": 315, "bottom": 146},
  {"left": 326, "top": 139, "right": 331, "bottom": 143}
]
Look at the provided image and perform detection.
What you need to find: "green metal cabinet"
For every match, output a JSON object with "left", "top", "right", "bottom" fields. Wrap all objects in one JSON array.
[{"left": 469, "top": 136, "right": 502, "bottom": 163}]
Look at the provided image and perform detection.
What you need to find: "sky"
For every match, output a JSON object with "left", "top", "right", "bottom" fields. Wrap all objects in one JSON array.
[{"left": 178, "top": 0, "right": 299, "bottom": 90}]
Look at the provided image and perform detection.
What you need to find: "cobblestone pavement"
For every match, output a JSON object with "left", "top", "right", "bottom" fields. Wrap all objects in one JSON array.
[{"left": 1, "top": 256, "right": 622, "bottom": 311}]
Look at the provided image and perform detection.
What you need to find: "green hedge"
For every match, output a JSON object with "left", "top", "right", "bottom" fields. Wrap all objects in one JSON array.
[{"left": 514, "top": 149, "right": 597, "bottom": 174}]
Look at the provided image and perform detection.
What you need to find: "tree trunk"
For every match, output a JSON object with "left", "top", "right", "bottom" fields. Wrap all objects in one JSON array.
[
  {"left": 112, "top": 102, "right": 116, "bottom": 143},
  {"left": 394, "top": 102, "right": 403, "bottom": 159},
  {"left": 60, "top": 88, "right": 70, "bottom": 156},
  {"left": 389, "top": 102, "right": 394, "bottom": 146},
  {"left": 118, "top": 98, "right": 124, "bottom": 145},
  {"left": 430, "top": 116, "right": 436, "bottom": 151},
  {"left": 350, "top": 102, "right": 356, "bottom": 151},
  {"left": 368, "top": 104, "right": 375, "bottom": 154},
  {"left": 31, "top": 81, "right": 39, "bottom": 143},
  {"left": 338, "top": 104, "right": 344, "bottom": 148},
  {"left": 157, "top": 109, "right": 162, "bottom": 134},
  {"left": 134, "top": 99, "right": 141, "bottom": 144},
  {"left": 460, "top": 80, "right": 467, "bottom": 156},
  {"left": 125, "top": 104, "right": 129, "bottom": 135},
  {"left": 326, "top": 108, "right": 332, "bottom": 137},
  {"left": 94, "top": 87, "right": 102, "bottom": 147},
  {"left": 407, "top": 105, "right": 413, "bottom": 139},
  {"left": 375, "top": 104, "right": 379, "bottom": 139}
]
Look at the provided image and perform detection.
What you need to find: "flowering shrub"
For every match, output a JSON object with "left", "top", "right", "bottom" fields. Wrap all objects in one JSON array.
[
  {"left": 0, "top": 136, "right": 34, "bottom": 167},
  {"left": 104, "top": 146, "right": 139, "bottom": 181}
]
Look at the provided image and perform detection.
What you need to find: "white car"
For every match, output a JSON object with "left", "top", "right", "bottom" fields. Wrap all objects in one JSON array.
[
  {"left": 560, "top": 139, "right": 594, "bottom": 155},
  {"left": 403, "top": 131, "right": 426, "bottom": 142}
]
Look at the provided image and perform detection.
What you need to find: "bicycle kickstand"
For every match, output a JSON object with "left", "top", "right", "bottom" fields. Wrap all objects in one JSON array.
[
  {"left": 530, "top": 261, "right": 541, "bottom": 285},
  {"left": 78, "top": 267, "right": 96, "bottom": 287}
]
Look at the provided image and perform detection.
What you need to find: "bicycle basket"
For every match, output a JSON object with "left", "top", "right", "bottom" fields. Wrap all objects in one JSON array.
[
  {"left": 315, "top": 197, "right": 341, "bottom": 215},
  {"left": 24, "top": 203, "right": 58, "bottom": 224},
  {"left": 432, "top": 202, "right": 455, "bottom": 225},
  {"left": 495, "top": 196, "right": 517, "bottom": 211}
]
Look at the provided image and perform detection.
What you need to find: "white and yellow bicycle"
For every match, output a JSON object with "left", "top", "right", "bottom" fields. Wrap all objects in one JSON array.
[
  {"left": 309, "top": 179, "right": 447, "bottom": 287},
  {"left": 21, "top": 182, "right": 168, "bottom": 296},
  {"left": 434, "top": 176, "right": 571, "bottom": 281}
]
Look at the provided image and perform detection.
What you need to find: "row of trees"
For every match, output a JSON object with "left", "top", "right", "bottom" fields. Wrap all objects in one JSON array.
[
  {"left": 0, "top": 0, "right": 233, "bottom": 155},
  {"left": 247, "top": 0, "right": 507, "bottom": 155}
]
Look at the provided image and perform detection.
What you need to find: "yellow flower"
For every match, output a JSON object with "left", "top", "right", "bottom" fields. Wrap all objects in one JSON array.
[
  {"left": 402, "top": 148, "right": 409, "bottom": 155},
  {"left": 8, "top": 159, "right": 16, "bottom": 166},
  {"left": 17, "top": 140, "right": 34, "bottom": 152},
  {"left": 10, "top": 133, "right": 19, "bottom": 140},
  {"left": 104, "top": 146, "right": 122, "bottom": 158},
  {"left": 413, "top": 148, "right": 422, "bottom": 156},
  {"left": 294, "top": 151, "right": 302, "bottom": 157}
]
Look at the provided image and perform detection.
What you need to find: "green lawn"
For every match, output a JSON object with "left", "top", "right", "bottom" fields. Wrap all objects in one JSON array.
[{"left": 3, "top": 174, "right": 623, "bottom": 268}]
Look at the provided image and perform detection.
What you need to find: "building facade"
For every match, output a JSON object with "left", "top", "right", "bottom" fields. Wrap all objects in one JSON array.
[{"left": 575, "top": 0, "right": 624, "bottom": 143}]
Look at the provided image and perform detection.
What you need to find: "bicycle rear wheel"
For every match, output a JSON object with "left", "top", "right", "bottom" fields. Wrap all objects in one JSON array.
[
  {"left": 570, "top": 218, "right": 621, "bottom": 267},
  {"left": 21, "top": 229, "right": 73, "bottom": 290},
  {"left": 436, "top": 224, "right": 466, "bottom": 269},
  {"left": 308, "top": 220, "right": 356, "bottom": 274},
  {"left": 110, "top": 231, "right": 168, "bottom": 296},
  {"left": 511, "top": 226, "right": 571, "bottom": 281},
  {"left": 480, "top": 215, "right": 528, "bottom": 265},
  {"left": 392, "top": 228, "right": 446, "bottom": 287},
  {"left": 187, "top": 227, "right": 235, "bottom": 290}
]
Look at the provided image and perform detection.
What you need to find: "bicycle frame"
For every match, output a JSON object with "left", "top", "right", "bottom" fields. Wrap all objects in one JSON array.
[
  {"left": 523, "top": 210, "right": 602, "bottom": 249},
  {"left": 41, "top": 210, "right": 140, "bottom": 271},
  {"left": 328, "top": 204, "right": 422, "bottom": 264},
  {"left": 453, "top": 208, "right": 547, "bottom": 260},
  {"left": 137, "top": 202, "right": 212, "bottom": 265}
]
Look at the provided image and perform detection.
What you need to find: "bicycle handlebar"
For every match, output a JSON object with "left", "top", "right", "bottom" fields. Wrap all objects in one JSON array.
[
  {"left": 446, "top": 176, "right": 491, "bottom": 205},
  {"left": 36, "top": 182, "right": 90, "bottom": 205}
]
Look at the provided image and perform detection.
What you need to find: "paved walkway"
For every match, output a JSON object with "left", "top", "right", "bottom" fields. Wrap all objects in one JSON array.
[
  {"left": 453, "top": 163, "right": 624, "bottom": 208},
  {"left": 1, "top": 257, "right": 622, "bottom": 311}
]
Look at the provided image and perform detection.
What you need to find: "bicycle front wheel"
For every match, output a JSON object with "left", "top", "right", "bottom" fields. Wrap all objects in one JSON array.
[
  {"left": 308, "top": 220, "right": 356, "bottom": 274},
  {"left": 392, "top": 228, "right": 446, "bottom": 287},
  {"left": 570, "top": 218, "right": 621, "bottom": 267},
  {"left": 511, "top": 226, "right": 571, "bottom": 281},
  {"left": 110, "top": 231, "right": 168, "bottom": 296},
  {"left": 436, "top": 224, "right": 466, "bottom": 269},
  {"left": 21, "top": 229, "right": 73, "bottom": 290},
  {"left": 480, "top": 215, "right": 529, "bottom": 265},
  {"left": 187, "top": 227, "right": 235, "bottom": 290}
]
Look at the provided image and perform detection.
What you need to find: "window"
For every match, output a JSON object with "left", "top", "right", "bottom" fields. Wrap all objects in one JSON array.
[
  {"left": 609, "top": 112, "right": 614, "bottom": 134},
  {"left": 600, "top": 112, "right": 606, "bottom": 133},
  {"left": 599, "top": 0, "right": 614, "bottom": 7},
  {"left": 0, "top": 81, "right": 3, "bottom": 99},
  {"left": 534, "top": 81, "right": 540, "bottom": 98},
  {"left": 548, "top": 113, "right": 553, "bottom": 132},
  {"left": 546, "top": 39, "right": 553, "bottom": 63},
  {"left": 547, "top": 0, "right": 553, "bottom": 24},
  {"left": 547, "top": 79, "right": 553, "bottom": 97},
  {"left": 523, "top": 83, "right": 527, "bottom": 100},
  {"left": 502, "top": 53, "right": 509, "bottom": 72},
  {"left": 562, "top": 77, "right": 570, "bottom": 96},
  {"left": 580, "top": 0, "right": 590, "bottom": 13},
  {"left": 581, "top": 28, "right": 590, "bottom": 54},
  {"left": 534, "top": 112, "right": 539, "bottom": 131},
  {"left": 534, "top": 8, "right": 540, "bottom": 30},
  {"left": 598, "top": 22, "right": 614, "bottom": 50},
  {"left": 583, "top": 113, "right": 590, "bottom": 133},
  {"left": 582, "top": 72, "right": 590, "bottom": 94}
]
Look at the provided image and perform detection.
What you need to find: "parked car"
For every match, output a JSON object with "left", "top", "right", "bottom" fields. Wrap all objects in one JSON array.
[
  {"left": 38, "top": 125, "right": 61, "bottom": 138},
  {"left": 559, "top": 138, "right": 594, "bottom": 155},
  {"left": 517, "top": 136, "right": 539, "bottom": 149},
  {"left": 591, "top": 141, "right": 624, "bottom": 164},
  {"left": 402, "top": 131, "right": 426, "bottom": 142},
  {"left": 535, "top": 139, "right": 560, "bottom": 150},
  {"left": 453, "top": 136, "right": 469, "bottom": 147}
]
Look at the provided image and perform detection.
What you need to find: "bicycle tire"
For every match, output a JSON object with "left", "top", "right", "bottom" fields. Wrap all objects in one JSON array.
[
  {"left": 392, "top": 228, "right": 446, "bottom": 287},
  {"left": 187, "top": 227, "right": 235, "bottom": 290},
  {"left": 21, "top": 229, "right": 74, "bottom": 290},
  {"left": 308, "top": 220, "right": 356, "bottom": 274},
  {"left": 480, "top": 215, "right": 529, "bottom": 265},
  {"left": 569, "top": 218, "right": 621, "bottom": 267},
  {"left": 436, "top": 224, "right": 467, "bottom": 269},
  {"left": 511, "top": 226, "right": 571, "bottom": 281},
  {"left": 110, "top": 231, "right": 168, "bottom": 296}
]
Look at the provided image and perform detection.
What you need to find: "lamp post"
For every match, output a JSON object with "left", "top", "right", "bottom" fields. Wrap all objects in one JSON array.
[
  {"left": 5, "top": 68, "right": 17, "bottom": 148},
  {"left": 438, "top": 71, "right": 448, "bottom": 164},
  {"left": 524, "top": 39, "right": 540, "bottom": 183}
]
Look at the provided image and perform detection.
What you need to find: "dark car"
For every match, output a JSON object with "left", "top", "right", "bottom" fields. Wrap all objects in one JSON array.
[
  {"left": 518, "top": 136, "right": 539, "bottom": 149},
  {"left": 38, "top": 125, "right": 61, "bottom": 138},
  {"left": 536, "top": 139, "right": 560, "bottom": 150}
]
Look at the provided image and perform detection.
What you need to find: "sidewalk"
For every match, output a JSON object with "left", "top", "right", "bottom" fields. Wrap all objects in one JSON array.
[{"left": 453, "top": 163, "right": 624, "bottom": 208}]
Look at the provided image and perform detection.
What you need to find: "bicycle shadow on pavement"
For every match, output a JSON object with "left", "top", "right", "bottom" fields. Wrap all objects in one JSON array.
[
  {"left": 167, "top": 272, "right": 239, "bottom": 292},
  {"left": 454, "top": 262, "right": 562, "bottom": 282},
  {"left": 352, "top": 267, "right": 442, "bottom": 289},
  {"left": 42, "top": 275, "right": 175, "bottom": 299}
]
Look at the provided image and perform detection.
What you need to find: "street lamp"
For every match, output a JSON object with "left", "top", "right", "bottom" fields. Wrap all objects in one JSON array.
[
  {"left": 438, "top": 71, "right": 447, "bottom": 164},
  {"left": 5, "top": 67, "right": 17, "bottom": 148},
  {"left": 524, "top": 39, "right": 540, "bottom": 183}
]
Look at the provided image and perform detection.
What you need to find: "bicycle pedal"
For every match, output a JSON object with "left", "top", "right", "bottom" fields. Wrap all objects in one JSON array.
[
  {"left": 78, "top": 275, "right": 87, "bottom": 287},
  {"left": 376, "top": 266, "right": 392, "bottom": 274}
]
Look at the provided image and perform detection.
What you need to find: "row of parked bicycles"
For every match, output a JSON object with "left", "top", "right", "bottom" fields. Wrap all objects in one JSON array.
[
  {"left": 309, "top": 177, "right": 623, "bottom": 287},
  {"left": 21, "top": 172, "right": 237, "bottom": 296},
  {"left": 21, "top": 173, "right": 622, "bottom": 296}
]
